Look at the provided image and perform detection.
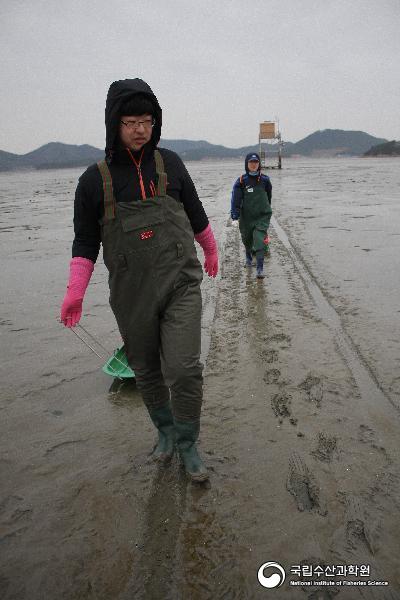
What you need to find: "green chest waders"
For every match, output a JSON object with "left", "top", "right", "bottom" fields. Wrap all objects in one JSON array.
[
  {"left": 239, "top": 180, "right": 272, "bottom": 254},
  {"left": 97, "top": 151, "right": 208, "bottom": 481}
]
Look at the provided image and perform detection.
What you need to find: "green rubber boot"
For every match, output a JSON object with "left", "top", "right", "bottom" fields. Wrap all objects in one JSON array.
[
  {"left": 245, "top": 249, "right": 253, "bottom": 267},
  {"left": 256, "top": 250, "right": 265, "bottom": 279},
  {"left": 174, "top": 420, "right": 209, "bottom": 482},
  {"left": 148, "top": 405, "right": 175, "bottom": 463}
]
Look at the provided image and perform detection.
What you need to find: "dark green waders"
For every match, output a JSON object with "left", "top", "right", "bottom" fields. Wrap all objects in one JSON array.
[
  {"left": 97, "top": 152, "right": 209, "bottom": 482},
  {"left": 239, "top": 180, "right": 272, "bottom": 279}
]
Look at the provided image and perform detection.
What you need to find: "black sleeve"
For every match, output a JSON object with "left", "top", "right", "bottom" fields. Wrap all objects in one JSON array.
[
  {"left": 160, "top": 149, "right": 209, "bottom": 234},
  {"left": 72, "top": 167, "right": 102, "bottom": 262},
  {"left": 265, "top": 177, "right": 272, "bottom": 205}
]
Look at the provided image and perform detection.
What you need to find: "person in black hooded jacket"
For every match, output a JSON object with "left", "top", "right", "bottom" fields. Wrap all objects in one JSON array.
[{"left": 60, "top": 78, "right": 218, "bottom": 482}]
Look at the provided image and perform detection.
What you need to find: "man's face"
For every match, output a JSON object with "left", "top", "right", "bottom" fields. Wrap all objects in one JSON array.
[
  {"left": 248, "top": 159, "right": 259, "bottom": 172},
  {"left": 119, "top": 113, "right": 154, "bottom": 150}
]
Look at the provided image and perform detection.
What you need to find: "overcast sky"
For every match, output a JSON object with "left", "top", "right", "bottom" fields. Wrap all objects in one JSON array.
[{"left": 1, "top": 0, "right": 399, "bottom": 154}]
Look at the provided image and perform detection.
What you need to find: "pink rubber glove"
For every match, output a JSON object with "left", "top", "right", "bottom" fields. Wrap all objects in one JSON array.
[
  {"left": 194, "top": 224, "right": 218, "bottom": 278},
  {"left": 60, "top": 257, "right": 94, "bottom": 328}
]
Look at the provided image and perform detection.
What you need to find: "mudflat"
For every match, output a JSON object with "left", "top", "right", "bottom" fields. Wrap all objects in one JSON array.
[{"left": 1, "top": 158, "right": 399, "bottom": 599}]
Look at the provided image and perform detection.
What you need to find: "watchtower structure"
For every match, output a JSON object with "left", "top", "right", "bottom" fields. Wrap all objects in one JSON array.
[{"left": 259, "top": 121, "right": 283, "bottom": 169}]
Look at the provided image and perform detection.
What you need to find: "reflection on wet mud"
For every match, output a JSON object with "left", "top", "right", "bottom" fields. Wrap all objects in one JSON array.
[{"left": 123, "top": 464, "right": 187, "bottom": 599}]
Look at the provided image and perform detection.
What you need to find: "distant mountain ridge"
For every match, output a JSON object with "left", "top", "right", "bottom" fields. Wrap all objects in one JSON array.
[
  {"left": 0, "top": 130, "right": 390, "bottom": 171},
  {"left": 163, "top": 130, "right": 388, "bottom": 160},
  {"left": 0, "top": 142, "right": 104, "bottom": 171},
  {"left": 287, "top": 129, "right": 387, "bottom": 157},
  {"left": 364, "top": 140, "right": 400, "bottom": 156}
]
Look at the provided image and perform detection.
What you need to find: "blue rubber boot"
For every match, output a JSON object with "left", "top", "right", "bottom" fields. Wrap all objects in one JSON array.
[
  {"left": 256, "top": 252, "right": 265, "bottom": 279},
  {"left": 245, "top": 250, "right": 253, "bottom": 267},
  {"left": 174, "top": 420, "right": 209, "bottom": 482},
  {"left": 148, "top": 405, "right": 175, "bottom": 463}
]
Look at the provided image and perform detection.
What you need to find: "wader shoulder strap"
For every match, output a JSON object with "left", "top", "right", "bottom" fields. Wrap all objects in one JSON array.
[
  {"left": 241, "top": 173, "right": 261, "bottom": 188},
  {"left": 97, "top": 160, "right": 115, "bottom": 220},
  {"left": 154, "top": 149, "right": 167, "bottom": 197}
]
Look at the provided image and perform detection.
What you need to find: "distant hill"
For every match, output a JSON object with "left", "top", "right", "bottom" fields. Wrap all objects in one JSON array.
[
  {"left": 0, "top": 149, "right": 20, "bottom": 170},
  {"left": 161, "top": 139, "right": 240, "bottom": 159},
  {"left": 0, "top": 142, "right": 103, "bottom": 171},
  {"left": 0, "top": 130, "right": 389, "bottom": 171},
  {"left": 364, "top": 140, "right": 400, "bottom": 156},
  {"left": 160, "top": 139, "right": 215, "bottom": 153},
  {"left": 286, "top": 129, "right": 388, "bottom": 157},
  {"left": 21, "top": 142, "right": 104, "bottom": 168}
]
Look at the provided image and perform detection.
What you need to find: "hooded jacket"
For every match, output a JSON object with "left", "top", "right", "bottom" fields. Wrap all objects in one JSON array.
[
  {"left": 72, "top": 79, "right": 209, "bottom": 262},
  {"left": 104, "top": 78, "right": 162, "bottom": 163},
  {"left": 244, "top": 152, "right": 262, "bottom": 176},
  {"left": 230, "top": 152, "right": 272, "bottom": 220}
]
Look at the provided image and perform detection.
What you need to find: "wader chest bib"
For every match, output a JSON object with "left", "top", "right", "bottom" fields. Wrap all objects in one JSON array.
[
  {"left": 97, "top": 151, "right": 203, "bottom": 421},
  {"left": 239, "top": 180, "right": 272, "bottom": 253}
]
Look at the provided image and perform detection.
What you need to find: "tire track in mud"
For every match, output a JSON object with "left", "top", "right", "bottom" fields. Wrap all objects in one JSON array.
[
  {"left": 273, "top": 215, "right": 400, "bottom": 417},
  {"left": 270, "top": 217, "right": 400, "bottom": 596},
  {"left": 217, "top": 221, "right": 399, "bottom": 597}
]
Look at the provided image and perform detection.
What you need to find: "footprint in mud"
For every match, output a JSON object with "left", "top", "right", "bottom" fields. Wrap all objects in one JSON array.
[
  {"left": 41, "top": 371, "right": 58, "bottom": 378},
  {"left": 358, "top": 424, "right": 391, "bottom": 465},
  {"left": 263, "top": 368, "right": 281, "bottom": 384},
  {"left": 260, "top": 348, "right": 278, "bottom": 363},
  {"left": 311, "top": 432, "right": 338, "bottom": 463},
  {"left": 271, "top": 392, "right": 292, "bottom": 419},
  {"left": 0, "top": 495, "right": 33, "bottom": 543},
  {"left": 299, "top": 373, "right": 323, "bottom": 407},
  {"left": 0, "top": 319, "right": 13, "bottom": 326},
  {"left": 267, "top": 333, "right": 291, "bottom": 347},
  {"left": 358, "top": 423, "right": 377, "bottom": 445},
  {"left": 287, "top": 452, "right": 327, "bottom": 516},
  {"left": 43, "top": 409, "right": 63, "bottom": 418},
  {"left": 44, "top": 438, "right": 90, "bottom": 456},
  {"left": 344, "top": 494, "right": 379, "bottom": 556}
]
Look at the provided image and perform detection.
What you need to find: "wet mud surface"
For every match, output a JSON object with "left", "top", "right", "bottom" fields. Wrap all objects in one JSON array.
[{"left": 1, "top": 160, "right": 400, "bottom": 598}]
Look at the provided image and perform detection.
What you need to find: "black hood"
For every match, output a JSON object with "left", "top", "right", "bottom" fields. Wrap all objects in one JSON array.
[
  {"left": 245, "top": 152, "right": 261, "bottom": 175},
  {"left": 105, "top": 78, "right": 162, "bottom": 161}
]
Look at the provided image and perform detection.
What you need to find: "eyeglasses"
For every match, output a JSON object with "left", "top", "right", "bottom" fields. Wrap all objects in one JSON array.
[{"left": 120, "top": 118, "right": 155, "bottom": 130}]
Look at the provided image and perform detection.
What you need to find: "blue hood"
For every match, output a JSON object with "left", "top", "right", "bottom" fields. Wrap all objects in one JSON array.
[{"left": 245, "top": 152, "right": 261, "bottom": 175}]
